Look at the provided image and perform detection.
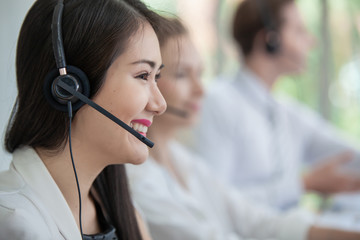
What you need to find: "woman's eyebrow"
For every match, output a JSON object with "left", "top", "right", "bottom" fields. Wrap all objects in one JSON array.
[{"left": 130, "top": 59, "right": 156, "bottom": 69}]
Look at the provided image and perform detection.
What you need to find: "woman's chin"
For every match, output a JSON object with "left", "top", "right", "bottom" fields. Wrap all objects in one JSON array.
[
  {"left": 131, "top": 157, "right": 147, "bottom": 165},
  {"left": 131, "top": 148, "right": 149, "bottom": 165},
  {"left": 127, "top": 134, "right": 149, "bottom": 165}
]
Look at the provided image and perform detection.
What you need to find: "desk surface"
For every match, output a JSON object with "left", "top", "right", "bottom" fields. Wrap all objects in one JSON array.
[{"left": 315, "top": 193, "right": 360, "bottom": 231}]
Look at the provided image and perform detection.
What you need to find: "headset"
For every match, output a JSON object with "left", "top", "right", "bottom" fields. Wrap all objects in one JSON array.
[
  {"left": 43, "top": 0, "right": 154, "bottom": 238},
  {"left": 44, "top": 0, "right": 154, "bottom": 148},
  {"left": 254, "top": 0, "right": 281, "bottom": 54}
]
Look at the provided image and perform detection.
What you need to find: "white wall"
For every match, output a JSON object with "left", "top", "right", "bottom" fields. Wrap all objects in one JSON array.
[{"left": 0, "top": 0, "right": 35, "bottom": 170}]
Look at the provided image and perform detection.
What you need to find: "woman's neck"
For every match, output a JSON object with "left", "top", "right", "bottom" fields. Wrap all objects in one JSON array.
[
  {"left": 36, "top": 140, "right": 103, "bottom": 234},
  {"left": 245, "top": 54, "right": 281, "bottom": 90}
]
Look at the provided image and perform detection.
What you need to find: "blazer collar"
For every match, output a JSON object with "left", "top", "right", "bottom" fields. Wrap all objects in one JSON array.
[{"left": 12, "top": 146, "right": 82, "bottom": 240}]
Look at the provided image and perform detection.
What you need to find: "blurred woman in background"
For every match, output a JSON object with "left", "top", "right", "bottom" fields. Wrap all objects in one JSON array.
[{"left": 126, "top": 17, "right": 360, "bottom": 240}]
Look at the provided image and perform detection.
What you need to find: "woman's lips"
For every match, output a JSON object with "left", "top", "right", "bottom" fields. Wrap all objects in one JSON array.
[
  {"left": 130, "top": 119, "right": 152, "bottom": 137},
  {"left": 131, "top": 119, "right": 152, "bottom": 127}
]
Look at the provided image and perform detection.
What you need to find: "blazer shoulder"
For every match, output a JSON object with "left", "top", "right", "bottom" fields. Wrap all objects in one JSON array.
[
  {"left": 0, "top": 164, "right": 25, "bottom": 194},
  {"left": 0, "top": 167, "right": 52, "bottom": 239},
  {"left": 0, "top": 203, "right": 52, "bottom": 240}
]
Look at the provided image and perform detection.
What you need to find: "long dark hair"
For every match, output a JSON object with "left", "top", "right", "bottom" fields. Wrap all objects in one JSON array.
[{"left": 5, "top": 0, "right": 167, "bottom": 239}]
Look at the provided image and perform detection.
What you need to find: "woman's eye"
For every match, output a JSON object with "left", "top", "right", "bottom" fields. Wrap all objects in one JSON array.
[
  {"left": 155, "top": 73, "right": 161, "bottom": 82},
  {"left": 136, "top": 73, "right": 149, "bottom": 80}
]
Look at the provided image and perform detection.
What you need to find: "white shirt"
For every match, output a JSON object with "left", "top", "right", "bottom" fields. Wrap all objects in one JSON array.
[
  {"left": 0, "top": 147, "right": 82, "bottom": 240},
  {"left": 126, "top": 141, "right": 314, "bottom": 240},
  {"left": 193, "top": 68, "right": 360, "bottom": 209}
]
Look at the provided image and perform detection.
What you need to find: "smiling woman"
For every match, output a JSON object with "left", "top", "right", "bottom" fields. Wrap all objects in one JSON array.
[
  {"left": 0, "top": 0, "right": 167, "bottom": 239},
  {"left": 76, "top": 22, "right": 166, "bottom": 165}
]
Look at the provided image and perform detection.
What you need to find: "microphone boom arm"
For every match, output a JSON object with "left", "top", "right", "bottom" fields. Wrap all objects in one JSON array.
[{"left": 57, "top": 80, "right": 154, "bottom": 148}]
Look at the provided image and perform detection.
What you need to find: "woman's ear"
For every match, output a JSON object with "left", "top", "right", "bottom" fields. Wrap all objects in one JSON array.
[{"left": 253, "top": 29, "right": 280, "bottom": 55}]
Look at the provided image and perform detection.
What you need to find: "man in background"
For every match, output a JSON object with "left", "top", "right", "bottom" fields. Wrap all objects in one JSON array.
[{"left": 194, "top": 0, "right": 360, "bottom": 210}]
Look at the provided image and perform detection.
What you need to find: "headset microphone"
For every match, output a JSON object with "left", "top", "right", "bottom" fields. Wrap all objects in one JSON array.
[
  {"left": 56, "top": 80, "right": 154, "bottom": 148},
  {"left": 166, "top": 106, "right": 188, "bottom": 118}
]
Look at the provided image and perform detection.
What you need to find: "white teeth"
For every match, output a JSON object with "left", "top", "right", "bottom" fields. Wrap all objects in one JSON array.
[{"left": 131, "top": 123, "right": 148, "bottom": 133}]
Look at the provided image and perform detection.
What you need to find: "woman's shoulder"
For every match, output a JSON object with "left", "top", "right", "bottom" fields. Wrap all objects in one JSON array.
[
  {"left": 0, "top": 167, "right": 54, "bottom": 239},
  {"left": 0, "top": 148, "right": 36, "bottom": 200},
  {"left": 0, "top": 162, "right": 25, "bottom": 191},
  {"left": 0, "top": 202, "right": 52, "bottom": 240},
  {"left": 0, "top": 146, "right": 63, "bottom": 239}
]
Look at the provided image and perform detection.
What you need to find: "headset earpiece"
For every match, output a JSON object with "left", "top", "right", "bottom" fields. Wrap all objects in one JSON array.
[
  {"left": 265, "top": 30, "right": 280, "bottom": 54},
  {"left": 44, "top": 0, "right": 90, "bottom": 113},
  {"left": 44, "top": 65, "right": 90, "bottom": 112},
  {"left": 255, "top": 0, "right": 281, "bottom": 54}
]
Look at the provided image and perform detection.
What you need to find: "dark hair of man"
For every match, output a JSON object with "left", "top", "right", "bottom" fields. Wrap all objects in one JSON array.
[
  {"left": 5, "top": 0, "right": 169, "bottom": 239},
  {"left": 233, "top": 0, "right": 294, "bottom": 56}
]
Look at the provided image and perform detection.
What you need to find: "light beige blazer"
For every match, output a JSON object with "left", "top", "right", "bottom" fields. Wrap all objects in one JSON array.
[{"left": 0, "top": 147, "right": 82, "bottom": 240}]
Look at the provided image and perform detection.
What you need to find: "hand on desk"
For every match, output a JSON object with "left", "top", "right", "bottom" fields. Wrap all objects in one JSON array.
[
  {"left": 308, "top": 226, "right": 360, "bottom": 240},
  {"left": 303, "top": 151, "right": 360, "bottom": 195}
]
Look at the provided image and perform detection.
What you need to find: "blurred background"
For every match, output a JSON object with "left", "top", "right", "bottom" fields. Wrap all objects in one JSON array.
[
  {"left": 141, "top": 0, "right": 360, "bottom": 210},
  {"left": 143, "top": 0, "right": 360, "bottom": 145},
  {"left": 1, "top": 0, "right": 360, "bottom": 171}
]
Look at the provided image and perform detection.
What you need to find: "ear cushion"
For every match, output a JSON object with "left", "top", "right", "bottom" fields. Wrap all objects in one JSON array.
[
  {"left": 265, "top": 31, "right": 281, "bottom": 54},
  {"left": 44, "top": 65, "right": 90, "bottom": 112}
]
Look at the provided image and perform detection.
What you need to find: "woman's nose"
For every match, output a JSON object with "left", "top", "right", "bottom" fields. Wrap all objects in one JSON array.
[
  {"left": 192, "top": 75, "right": 204, "bottom": 98},
  {"left": 147, "top": 84, "right": 167, "bottom": 115}
]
